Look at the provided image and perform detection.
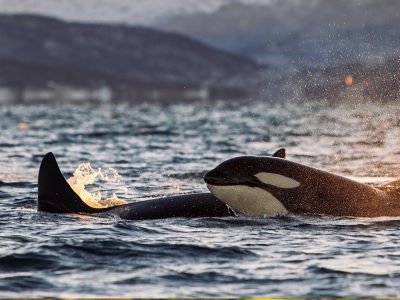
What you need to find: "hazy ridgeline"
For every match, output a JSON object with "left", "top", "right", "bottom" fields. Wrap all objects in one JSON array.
[{"left": 0, "top": 0, "right": 400, "bottom": 103}]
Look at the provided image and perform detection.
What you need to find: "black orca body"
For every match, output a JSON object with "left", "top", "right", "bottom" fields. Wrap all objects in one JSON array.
[
  {"left": 38, "top": 153, "right": 234, "bottom": 220},
  {"left": 37, "top": 149, "right": 286, "bottom": 220},
  {"left": 205, "top": 152, "right": 400, "bottom": 218}
]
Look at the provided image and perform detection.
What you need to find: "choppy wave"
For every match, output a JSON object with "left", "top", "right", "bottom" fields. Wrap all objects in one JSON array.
[{"left": 1, "top": 101, "right": 400, "bottom": 297}]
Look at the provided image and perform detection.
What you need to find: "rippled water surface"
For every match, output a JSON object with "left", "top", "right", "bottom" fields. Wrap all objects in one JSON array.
[{"left": 1, "top": 101, "right": 400, "bottom": 297}]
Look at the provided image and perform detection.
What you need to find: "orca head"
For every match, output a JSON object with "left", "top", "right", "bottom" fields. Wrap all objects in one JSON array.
[{"left": 204, "top": 150, "right": 302, "bottom": 216}]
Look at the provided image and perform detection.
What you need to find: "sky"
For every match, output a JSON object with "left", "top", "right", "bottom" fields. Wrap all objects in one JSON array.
[{"left": 0, "top": 0, "right": 275, "bottom": 25}]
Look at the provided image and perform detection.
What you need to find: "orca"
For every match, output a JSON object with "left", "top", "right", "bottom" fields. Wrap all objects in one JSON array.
[
  {"left": 37, "top": 149, "right": 286, "bottom": 219},
  {"left": 204, "top": 150, "right": 400, "bottom": 217},
  {"left": 37, "top": 152, "right": 234, "bottom": 219}
]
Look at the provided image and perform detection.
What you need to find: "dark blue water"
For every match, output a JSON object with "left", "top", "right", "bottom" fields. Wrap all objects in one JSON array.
[{"left": 1, "top": 101, "right": 400, "bottom": 297}]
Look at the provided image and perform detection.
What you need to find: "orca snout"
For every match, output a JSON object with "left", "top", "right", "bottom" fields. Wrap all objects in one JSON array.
[
  {"left": 204, "top": 169, "right": 226, "bottom": 185},
  {"left": 204, "top": 168, "right": 249, "bottom": 186},
  {"left": 204, "top": 156, "right": 263, "bottom": 186}
]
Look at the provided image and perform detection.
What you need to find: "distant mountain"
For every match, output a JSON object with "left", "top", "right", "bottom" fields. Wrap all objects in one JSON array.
[
  {"left": 161, "top": 0, "right": 400, "bottom": 68},
  {"left": 0, "top": 14, "right": 261, "bottom": 103},
  {"left": 0, "top": 0, "right": 231, "bottom": 25}
]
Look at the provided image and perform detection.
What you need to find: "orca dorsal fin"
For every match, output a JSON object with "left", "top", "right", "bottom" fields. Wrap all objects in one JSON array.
[
  {"left": 272, "top": 148, "right": 286, "bottom": 159},
  {"left": 38, "top": 152, "right": 109, "bottom": 214}
]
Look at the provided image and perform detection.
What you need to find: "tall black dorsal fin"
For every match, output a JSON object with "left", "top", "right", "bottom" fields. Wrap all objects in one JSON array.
[
  {"left": 38, "top": 153, "right": 109, "bottom": 214},
  {"left": 272, "top": 148, "right": 286, "bottom": 159}
]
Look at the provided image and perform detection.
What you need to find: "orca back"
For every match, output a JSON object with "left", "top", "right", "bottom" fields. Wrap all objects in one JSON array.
[{"left": 37, "top": 152, "right": 234, "bottom": 219}]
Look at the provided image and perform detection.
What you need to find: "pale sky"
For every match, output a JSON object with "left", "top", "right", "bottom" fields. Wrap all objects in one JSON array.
[{"left": 0, "top": 0, "right": 274, "bottom": 25}]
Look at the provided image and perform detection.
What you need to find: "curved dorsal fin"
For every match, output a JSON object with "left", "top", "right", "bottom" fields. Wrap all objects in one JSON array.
[
  {"left": 272, "top": 148, "right": 286, "bottom": 159},
  {"left": 37, "top": 152, "right": 110, "bottom": 214}
]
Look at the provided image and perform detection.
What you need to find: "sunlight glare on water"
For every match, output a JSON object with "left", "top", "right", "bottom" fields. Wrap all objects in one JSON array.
[{"left": 0, "top": 101, "right": 400, "bottom": 297}]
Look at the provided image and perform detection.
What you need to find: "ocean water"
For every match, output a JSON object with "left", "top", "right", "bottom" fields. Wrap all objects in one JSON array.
[{"left": 1, "top": 100, "right": 400, "bottom": 297}]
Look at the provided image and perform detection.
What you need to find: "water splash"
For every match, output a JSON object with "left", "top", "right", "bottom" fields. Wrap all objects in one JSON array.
[{"left": 67, "top": 162, "right": 127, "bottom": 208}]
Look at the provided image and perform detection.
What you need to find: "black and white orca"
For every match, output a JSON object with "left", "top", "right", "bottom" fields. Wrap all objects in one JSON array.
[
  {"left": 204, "top": 151, "right": 400, "bottom": 217},
  {"left": 37, "top": 150, "right": 286, "bottom": 220}
]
